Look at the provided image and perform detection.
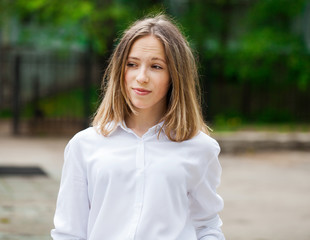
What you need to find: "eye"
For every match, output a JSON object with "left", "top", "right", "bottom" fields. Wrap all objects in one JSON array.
[
  {"left": 152, "top": 64, "right": 163, "bottom": 70},
  {"left": 127, "top": 62, "right": 137, "bottom": 68}
]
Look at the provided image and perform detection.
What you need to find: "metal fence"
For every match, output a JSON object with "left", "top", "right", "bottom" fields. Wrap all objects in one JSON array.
[
  {"left": 0, "top": 49, "right": 101, "bottom": 135},
  {"left": 1, "top": 48, "right": 309, "bottom": 136}
]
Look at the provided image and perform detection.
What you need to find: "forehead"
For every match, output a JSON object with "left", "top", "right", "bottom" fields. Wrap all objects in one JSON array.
[{"left": 129, "top": 35, "right": 166, "bottom": 58}]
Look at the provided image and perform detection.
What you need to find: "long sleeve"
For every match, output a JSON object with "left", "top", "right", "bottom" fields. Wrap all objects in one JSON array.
[
  {"left": 51, "top": 139, "right": 90, "bottom": 240},
  {"left": 189, "top": 151, "right": 225, "bottom": 240}
]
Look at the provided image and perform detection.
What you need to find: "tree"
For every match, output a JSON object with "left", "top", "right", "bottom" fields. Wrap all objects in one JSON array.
[{"left": 0, "top": 0, "right": 164, "bottom": 55}]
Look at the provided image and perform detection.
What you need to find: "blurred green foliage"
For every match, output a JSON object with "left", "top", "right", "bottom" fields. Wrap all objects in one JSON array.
[
  {"left": 0, "top": 86, "right": 100, "bottom": 119},
  {"left": 0, "top": 0, "right": 163, "bottom": 53},
  {"left": 178, "top": 0, "right": 310, "bottom": 91},
  {"left": 21, "top": 86, "right": 100, "bottom": 119},
  {"left": 1, "top": 0, "right": 308, "bottom": 85},
  {"left": 1, "top": 0, "right": 309, "bottom": 124}
]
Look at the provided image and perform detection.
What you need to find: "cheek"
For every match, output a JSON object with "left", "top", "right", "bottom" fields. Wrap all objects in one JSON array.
[
  {"left": 124, "top": 71, "right": 132, "bottom": 90},
  {"left": 125, "top": 70, "right": 136, "bottom": 85}
]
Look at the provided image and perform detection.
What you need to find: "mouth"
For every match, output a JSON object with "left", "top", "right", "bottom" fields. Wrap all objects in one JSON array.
[{"left": 132, "top": 88, "right": 152, "bottom": 96}]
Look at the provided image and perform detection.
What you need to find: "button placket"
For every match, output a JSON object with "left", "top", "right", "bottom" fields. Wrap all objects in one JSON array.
[{"left": 128, "top": 139, "right": 145, "bottom": 240}]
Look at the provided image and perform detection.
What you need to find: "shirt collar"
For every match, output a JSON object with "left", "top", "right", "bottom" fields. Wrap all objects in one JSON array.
[{"left": 116, "top": 120, "right": 165, "bottom": 139}]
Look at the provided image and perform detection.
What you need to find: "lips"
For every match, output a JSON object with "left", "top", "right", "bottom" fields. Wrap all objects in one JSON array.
[{"left": 132, "top": 88, "right": 151, "bottom": 96}]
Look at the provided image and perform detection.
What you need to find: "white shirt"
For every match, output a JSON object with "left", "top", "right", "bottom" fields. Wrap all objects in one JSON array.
[{"left": 51, "top": 122, "right": 225, "bottom": 240}]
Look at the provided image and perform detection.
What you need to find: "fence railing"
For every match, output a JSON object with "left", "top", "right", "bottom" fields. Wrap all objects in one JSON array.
[
  {"left": 1, "top": 48, "right": 309, "bottom": 136},
  {"left": 0, "top": 49, "right": 102, "bottom": 135}
]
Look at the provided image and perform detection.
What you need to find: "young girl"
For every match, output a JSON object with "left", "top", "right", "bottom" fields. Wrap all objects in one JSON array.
[{"left": 51, "top": 15, "right": 225, "bottom": 240}]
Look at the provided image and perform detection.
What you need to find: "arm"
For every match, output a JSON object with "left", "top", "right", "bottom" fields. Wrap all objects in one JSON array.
[
  {"left": 189, "top": 152, "right": 225, "bottom": 240},
  {"left": 51, "top": 139, "right": 90, "bottom": 240}
]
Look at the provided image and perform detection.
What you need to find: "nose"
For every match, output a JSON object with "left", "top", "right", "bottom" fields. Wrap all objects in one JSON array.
[{"left": 136, "top": 66, "right": 149, "bottom": 84}]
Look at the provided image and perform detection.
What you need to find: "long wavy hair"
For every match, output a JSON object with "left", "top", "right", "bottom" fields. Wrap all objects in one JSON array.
[{"left": 92, "top": 14, "right": 209, "bottom": 142}]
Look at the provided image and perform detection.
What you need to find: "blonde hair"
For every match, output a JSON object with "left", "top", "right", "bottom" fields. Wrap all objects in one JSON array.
[{"left": 92, "top": 14, "right": 209, "bottom": 142}]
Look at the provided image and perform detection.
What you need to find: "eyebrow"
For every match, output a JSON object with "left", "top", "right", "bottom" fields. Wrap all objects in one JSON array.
[{"left": 127, "top": 56, "right": 166, "bottom": 64}]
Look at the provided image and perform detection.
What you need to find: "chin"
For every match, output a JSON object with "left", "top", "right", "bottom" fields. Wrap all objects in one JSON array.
[
  {"left": 131, "top": 102, "right": 151, "bottom": 110},
  {"left": 133, "top": 105, "right": 149, "bottom": 110},
  {"left": 130, "top": 99, "right": 146, "bottom": 108}
]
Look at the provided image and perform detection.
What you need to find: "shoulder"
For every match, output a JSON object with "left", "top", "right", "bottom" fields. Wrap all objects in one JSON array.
[
  {"left": 181, "top": 131, "right": 220, "bottom": 157},
  {"left": 67, "top": 127, "right": 103, "bottom": 149}
]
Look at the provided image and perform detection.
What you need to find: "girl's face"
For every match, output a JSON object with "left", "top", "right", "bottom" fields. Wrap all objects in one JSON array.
[{"left": 125, "top": 35, "right": 170, "bottom": 114}]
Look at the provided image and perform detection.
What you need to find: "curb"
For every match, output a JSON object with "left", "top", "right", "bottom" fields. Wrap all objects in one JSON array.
[{"left": 213, "top": 132, "right": 310, "bottom": 153}]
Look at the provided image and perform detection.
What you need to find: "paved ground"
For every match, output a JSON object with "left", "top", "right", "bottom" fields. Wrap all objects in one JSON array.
[
  {"left": 0, "top": 132, "right": 310, "bottom": 240},
  {"left": 219, "top": 151, "right": 310, "bottom": 239}
]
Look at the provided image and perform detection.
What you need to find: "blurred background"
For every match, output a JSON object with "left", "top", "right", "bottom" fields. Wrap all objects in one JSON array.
[
  {"left": 0, "top": 0, "right": 309, "bottom": 134},
  {"left": 0, "top": 0, "right": 310, "bottom": 240}
]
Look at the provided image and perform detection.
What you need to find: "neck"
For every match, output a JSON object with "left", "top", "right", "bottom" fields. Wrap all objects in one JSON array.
[{"left": 125, "top": 107, "right": 165, "bottom": 137}]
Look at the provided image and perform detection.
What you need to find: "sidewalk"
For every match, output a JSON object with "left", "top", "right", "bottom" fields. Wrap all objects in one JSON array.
[
  {"left": 0, "top": 128, "right": 310, "bottom": 239},
  {"left": 0, "top": 135, "right": 68, "bottom": 240}
]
